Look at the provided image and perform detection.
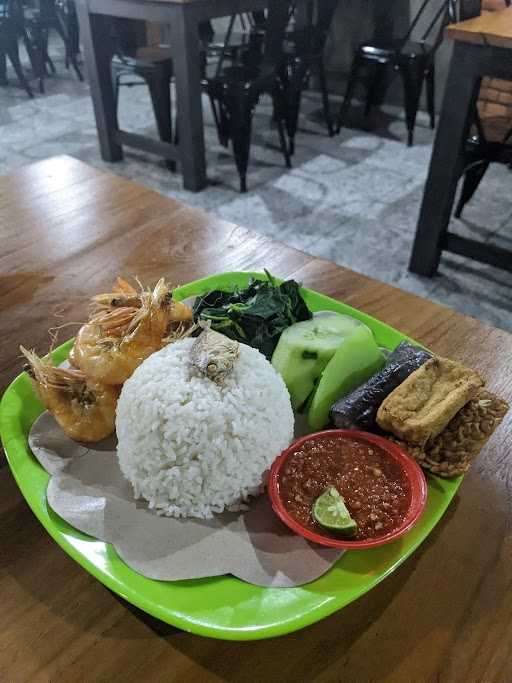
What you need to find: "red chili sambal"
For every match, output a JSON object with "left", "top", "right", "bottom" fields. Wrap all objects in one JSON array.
[{"left": 278, "top": 435, "right": 411, "bottom": 540}]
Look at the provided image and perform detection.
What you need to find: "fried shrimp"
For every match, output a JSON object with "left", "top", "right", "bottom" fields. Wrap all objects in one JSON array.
[
  {"left": 72, "top": 279, "right": 192, "bottom": 385},
  {"left": 20, "top": 347, "right": 118, "bottom": 442}
]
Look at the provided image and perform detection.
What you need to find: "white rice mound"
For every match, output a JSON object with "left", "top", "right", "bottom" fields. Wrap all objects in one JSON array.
[{"left": 116, "top": 338, "right": 294, "bottom": 518}]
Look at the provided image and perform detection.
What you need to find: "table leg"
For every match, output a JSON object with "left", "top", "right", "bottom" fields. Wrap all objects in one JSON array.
[
  {"left": 0, "top": 50, "right": 7, "bottom": 86},
  {"left": 408, "top": 42, "right": 480, "bottom": 276},
  {"left": 170, "top": 7, "right": 207, "bottom": 192},
  {"left": 76, "top": 2, "right": 122, "bottom": 162}
]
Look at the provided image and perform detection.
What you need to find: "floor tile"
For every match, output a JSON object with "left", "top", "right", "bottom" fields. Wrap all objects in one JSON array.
[{"left": 1, "top": 44, "right": 512, "bottom": 333}]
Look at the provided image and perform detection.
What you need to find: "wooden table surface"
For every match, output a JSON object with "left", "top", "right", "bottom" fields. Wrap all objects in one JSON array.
[
  {"left": 446, "top": 6, "right": 512, "bottom": 46},
  {"left": 1, "top": 156, "right": 511, "bottom": 682}
]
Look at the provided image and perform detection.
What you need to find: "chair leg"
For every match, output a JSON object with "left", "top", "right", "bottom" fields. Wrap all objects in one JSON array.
[
  {"left": 61, "top": 16, "right": 83, "bottom": 82},
  {"left": 209, "top": 93, "right": 229, "bottom": 147},
  {"left": 30, "top": 24, "right": 47, "bottom": 92},
  {"left": 5, "top": 34, "right": 33, "bottom": 98},
  {"left": 364, "top": 62, "right": 386, "bottom": 117},
  {"left": 454, "top": 161, "right": 490, "bottom": 218},
  {"left": 398, "top": 60, "right": 424, "bottom": 147},
  {"left": 273, "top": 88, "right": 292, "bottom": 169},
  {"left": 21, "top": 29, "right": 38, "bottom": 76},
  {"left": 37, "top": 24, "right": 55, "bottom": 76},
  {"left": 335, "top": 54, "right": 363, "bottom": 134},
  {"left": 283, "top": 60, "right": 307, "bottom": 156},
  {"left": 111, "top": 66, "right": 121, "bottom": 111},
  {"left": 219, "top": 99, "right": 231, "bottom": 147},
  {"left": 146, "top": 73, "right": 176, "bottom": 173},
  {"left": 53, "top": 17, "right": 68, "bottom": 57},
  {"left": 66, "top": 4, "right": 83, "bottom": 81},
  {"left": 276, "top": 115, "right": 292, "bottom": 169},
  {"left": 46, "top": 49, "right": 56, "bottom": 75},
  {"left": 69, "top": 54, "right": 83, "bottom": 81},
  {"left": 317, "top": 58, "right": 334, "bottom": 137},
  {"left": 426, "top": 65, "right": 435, "bottom": 129},
  {"left": 0, "top": 49, "right": 7, "bottom": 86},
  {"left": 284, "top": 81, "right": 302, "bottom": 157},
  {"left": 224, "top": 89, "right": 257, "bottom": 193}
]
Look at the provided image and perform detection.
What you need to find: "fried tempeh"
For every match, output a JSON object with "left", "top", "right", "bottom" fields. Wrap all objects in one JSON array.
[{"left": 391, "top": 390, "right": 509, "bottom": 477}]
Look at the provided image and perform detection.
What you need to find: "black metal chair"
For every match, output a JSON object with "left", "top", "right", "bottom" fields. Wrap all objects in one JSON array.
[
  {"left": 279, "top": 0, "right": 339, "bottom": 154},
  {"left": 336, "top": 0, "right": 458, "bottom": 146},
  {"left": 454, "top": 0, "right": 512, "bottom": 216},
  {"left": 0, "top": 0, "right": 33, "bottom": 96},
  {"left": 455, "top": 114, "right": 512, "bottom": 217},
  {"left": 200, "top": 12, "right": 267, "bottom": 66},
  {"left": 199, "top": 12, "right": 268, "bottom": 151},
  {"left": 22, "top": 0, "right": 82, "bottom": 92},
  {"left": 110, "top": 19, "right": 176, "bottom": 171},
  {"left": 203, "top": 4, "right": 292, "bottom": 192}
]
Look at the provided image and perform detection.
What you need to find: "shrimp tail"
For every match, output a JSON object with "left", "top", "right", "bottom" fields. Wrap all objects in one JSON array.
[
  {"left": 20, "top": 346, "right": 87, "bottom": 393},
  {"left": 20, "top": 345, "right": 50, "bottom": 382}
]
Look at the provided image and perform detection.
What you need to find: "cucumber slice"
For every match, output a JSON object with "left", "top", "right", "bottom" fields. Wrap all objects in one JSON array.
[
  {"left": 313, "top": 487, "right": 358, "bottom": 536},
  {"left": 307, "top": 326, "right": 385, "bottom": 430},
  {"left": 271, "top": 313, "right": 369, "bottom": 409}
]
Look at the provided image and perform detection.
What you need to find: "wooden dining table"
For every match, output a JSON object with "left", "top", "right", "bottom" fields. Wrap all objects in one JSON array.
[
  {"left": 1, "top": 156, "right": 512, "bottom": 681},
  {"left": 409, "top": 5, "right": 512, "bottom": 276}
]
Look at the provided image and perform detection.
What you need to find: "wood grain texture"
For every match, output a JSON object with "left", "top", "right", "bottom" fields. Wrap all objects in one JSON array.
[
  {"left": 446, "top": 6, "right": 512, "bottom": 47},
  {"left": 1, "top": 156, "right": 512, "bottom": 682}
]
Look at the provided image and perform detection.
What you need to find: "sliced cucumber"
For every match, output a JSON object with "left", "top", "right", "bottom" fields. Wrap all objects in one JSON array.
[
  {"left": 307, "top": 325, "right": 385, "bottom": 430},
  {"left": 271, "top": 313, "right": 368, "bottom": 409}
]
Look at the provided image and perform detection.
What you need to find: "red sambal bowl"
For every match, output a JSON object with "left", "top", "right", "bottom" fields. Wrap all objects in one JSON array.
[{"left": 268, "top": 429, "right": 428, "bottom": 550}]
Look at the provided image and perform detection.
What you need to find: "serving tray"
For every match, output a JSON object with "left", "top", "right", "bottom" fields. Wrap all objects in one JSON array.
[{"left": 0, "top": 271, "right": 461, "bottom": 640}]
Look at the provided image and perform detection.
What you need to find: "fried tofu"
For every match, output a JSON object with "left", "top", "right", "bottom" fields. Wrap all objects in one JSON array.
[{"left": 376, "top": 356, "right": 484, "bottom": 446}]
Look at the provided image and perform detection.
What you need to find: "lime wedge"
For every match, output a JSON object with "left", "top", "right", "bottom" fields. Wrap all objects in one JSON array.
[{"left": 313, "top": 487, "right": 358, "bottom": 537}]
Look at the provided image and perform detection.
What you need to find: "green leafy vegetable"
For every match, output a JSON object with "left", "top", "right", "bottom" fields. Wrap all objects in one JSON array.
[{"left": 192, "top": 272, "right": 312, "bottom": 359}]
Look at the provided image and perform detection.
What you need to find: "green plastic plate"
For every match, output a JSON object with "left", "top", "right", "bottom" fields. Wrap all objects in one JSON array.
[{"left": 0, "top": 271, "right": 461, "bottom": 641}]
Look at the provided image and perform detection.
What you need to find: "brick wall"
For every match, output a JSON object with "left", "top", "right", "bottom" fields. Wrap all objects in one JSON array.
[{"left": 478, "top": 0, "right": 512, "bottom": 141}]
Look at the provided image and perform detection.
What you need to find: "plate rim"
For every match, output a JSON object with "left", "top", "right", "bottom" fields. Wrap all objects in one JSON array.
[{"left": 0, "top": 271, "right": 462, "bottom": 640}]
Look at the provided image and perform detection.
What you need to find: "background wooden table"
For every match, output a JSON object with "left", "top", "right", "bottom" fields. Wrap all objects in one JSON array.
[
  {"left": 1, "top": 156, "right": 511, "bottom": 682},
  {"left": 446, "top": 4, "right": 512, "bottom": 46},
  {"left": 409, "top": 6, "right": 512, "bottom": 276}
]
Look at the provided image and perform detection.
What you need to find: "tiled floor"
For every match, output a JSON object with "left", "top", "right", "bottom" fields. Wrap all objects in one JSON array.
[{"left": 1, "top": 46, "right": 512, "bottom": 332}]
